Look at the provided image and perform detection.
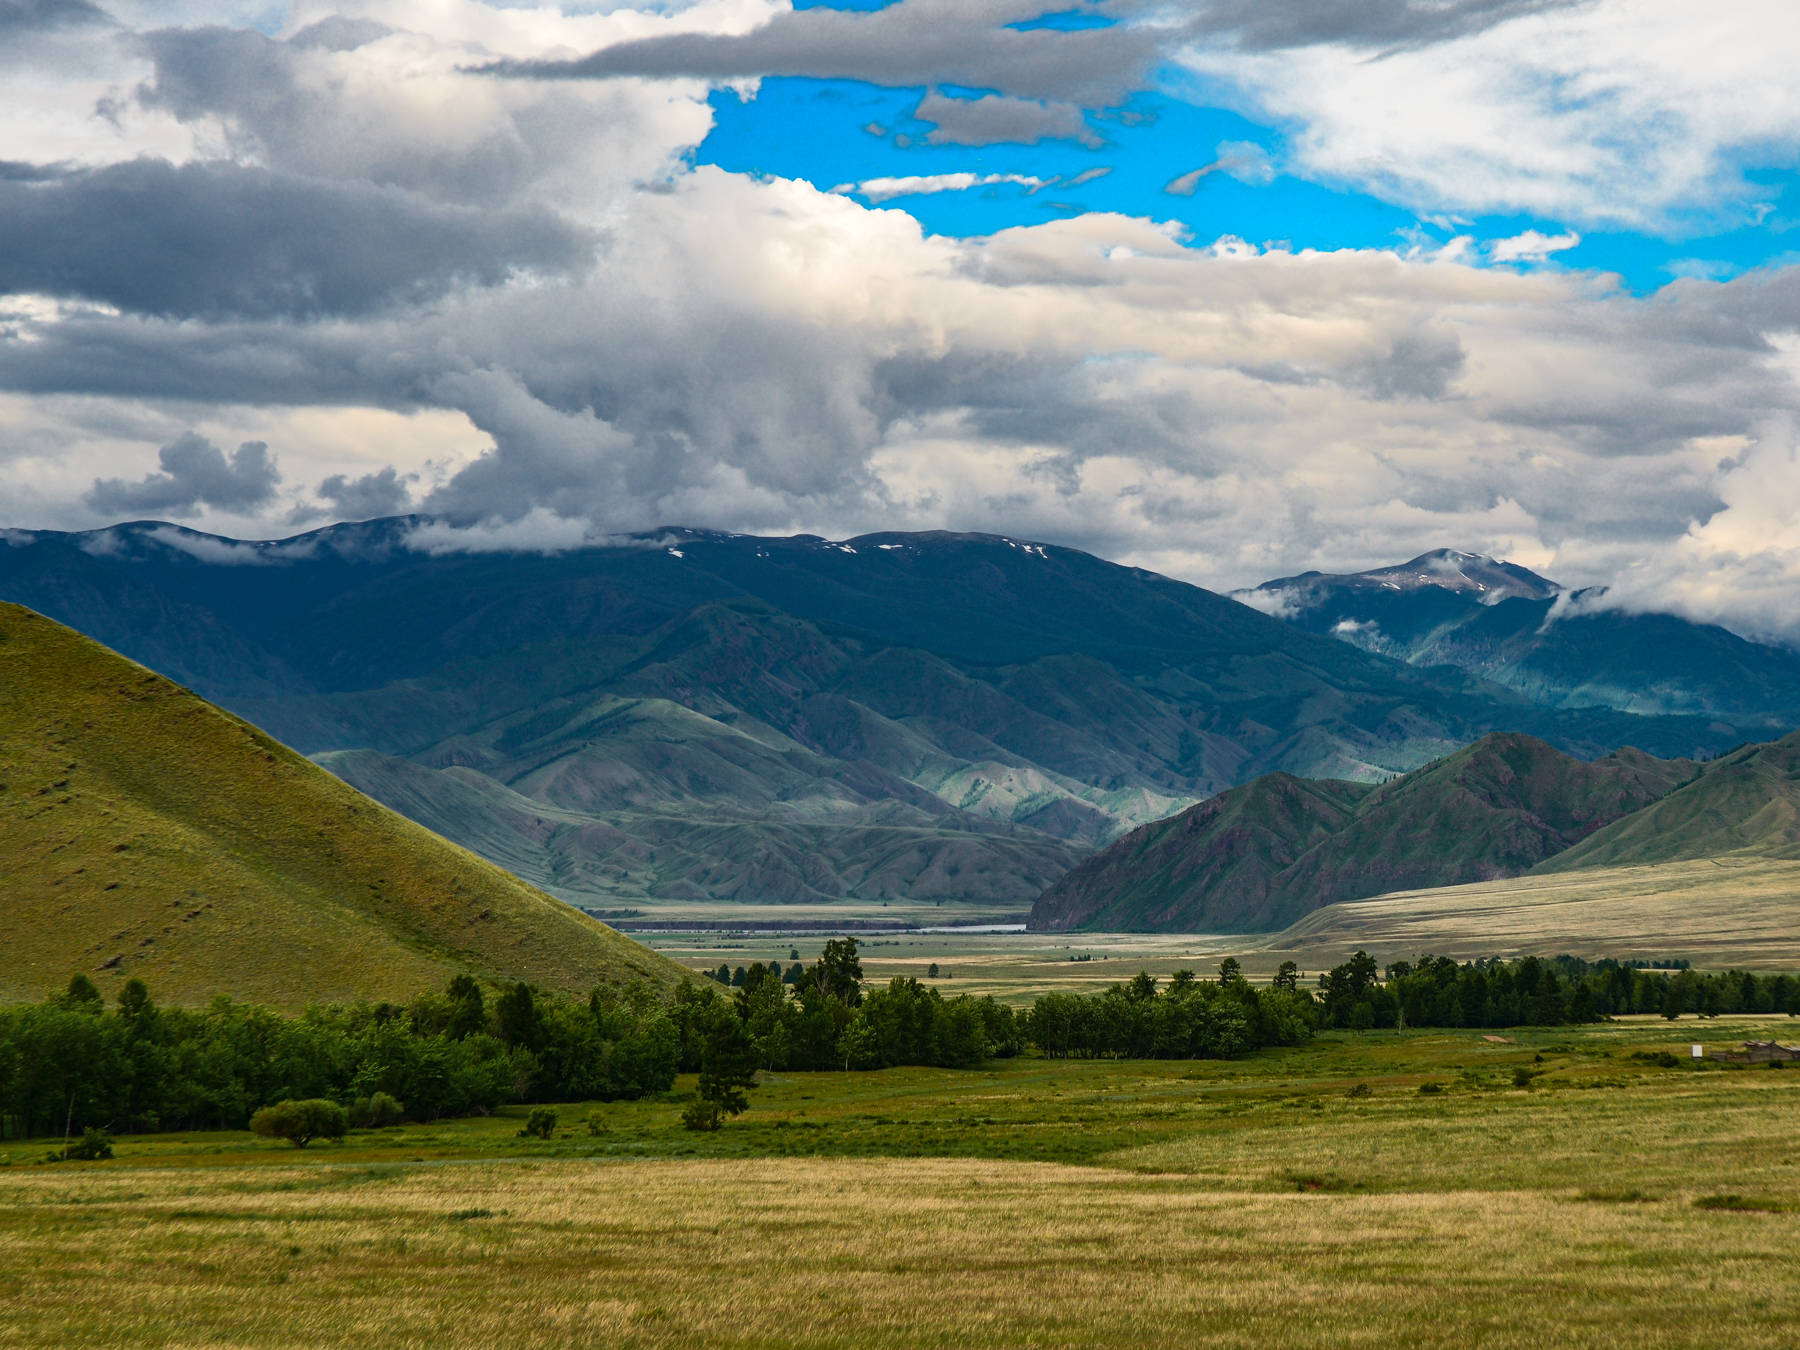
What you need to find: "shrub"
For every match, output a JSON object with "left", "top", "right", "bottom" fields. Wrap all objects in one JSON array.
[
  {"left": 351, "top": 1092, "right": 405, "bottom": 1129},
  {"left": 63, "top": 1127, "right": 115, "bottom": 1160},
  {"left": 250, "top": 1099, "right": 349, "bottom": 1148},
  {"left": 1512, "top": 1067, "right": 1539, "bottom": 1088},
  {"left": 522, "top": 1108, "right": 557, "bottom": 1139},
  {"left": 1345, "top": 1082, "right": 1372, "bottom": 1098},
  {"left": 681, "top": 1099, "right": 722, "bottom": 1131},
  {"left": 586, "top": 1109, "right": 609, "bottom": 1136}
]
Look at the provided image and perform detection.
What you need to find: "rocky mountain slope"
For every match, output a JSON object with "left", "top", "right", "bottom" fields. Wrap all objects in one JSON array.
[
  {"left": 1028, "top": 733, "right": 1700, "bottom": 933},
  {"left": 0, "top": 603, "right": 681, "bottom": 1005}
]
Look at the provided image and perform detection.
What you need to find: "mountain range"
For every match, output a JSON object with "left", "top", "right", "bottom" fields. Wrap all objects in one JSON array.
[
  {"left": 1030, "top": 728, "right": 1800, "bottom": 934},
  {"left": 0, "top": 521, "right": 1782, "bottom": 912},
  {"left": 1245, "top": 549, "right": 1800, "bottom": 728},
  {"left": 0, "top": 603, "right": 680, "bottom": 1006}
]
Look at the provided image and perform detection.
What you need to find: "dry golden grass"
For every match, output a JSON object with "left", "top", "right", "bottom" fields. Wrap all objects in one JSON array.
[
  {"left": 1264, "top": 858, "right": 1800, "bottom": 970},
  {"left": 2, "top": 1153, "right": 1797, "bottom": 1349},
  {"left": 0, "top": 604, "right": 682, "bottom": 1007},
  {"left": 5, "top": 1024, "right": 1800, "bottom": 1349}
]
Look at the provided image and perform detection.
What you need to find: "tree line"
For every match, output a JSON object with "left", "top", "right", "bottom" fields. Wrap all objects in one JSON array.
[
  {"left": 1024, "top": 961, "right": 1315, "bottom": 1059},
  {"left": 6, "top": 939, "right": 1795, "bottom": 1141},
  {"left": 1318, "top": 952, "right": 1800, "bottom": 1029}
]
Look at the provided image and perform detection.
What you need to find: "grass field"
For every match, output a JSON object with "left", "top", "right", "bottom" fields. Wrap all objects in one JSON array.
[
  {"left": 1269, "top": 858, "right": 1800, "bottom": 970},
  {"left": 5, "top": 1019, "right": 1798, "bottom": 1348}
]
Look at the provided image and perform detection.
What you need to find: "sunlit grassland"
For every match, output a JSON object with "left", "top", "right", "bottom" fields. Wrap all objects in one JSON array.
[
  {"left": 637, "top": 859, "right": 1800, "bottom": 1003},
  {"left": 1272, "top": 858, "right": 1800, "bottom": 971},
  {"left": 640, "top": 929, "right": 1255, "bottom": 1003},
  {"left": 4, "top": 1021, "right": 1800, "bottom": 1348}
]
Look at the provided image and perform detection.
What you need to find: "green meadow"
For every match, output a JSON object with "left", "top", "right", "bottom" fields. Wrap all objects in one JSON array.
[{"left": 5, "top": 1017, "right": 1798, "bottom": 1348}]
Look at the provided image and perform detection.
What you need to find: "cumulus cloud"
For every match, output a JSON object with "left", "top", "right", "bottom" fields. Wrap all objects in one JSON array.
[
  {"left": 1489, "top": 229, "right": 1581, "bottom": 263},
  {"left": 290, "top": 466, "right": 416, "bottom": 525},
  {"left": 913, "top": 89, "right": 1101, "bottom": 148},
  {"left": 1187, "top": 0, "right": 1582, "bottom": 53},
  {"left": 86, "top": 433, "right": 280, "bottom": 517},
  {"left": 490, "top": 0, "right": 1163, "bottom": 109},
  {"left": 5, "top": 0, "right": 1800, "bottom": 650},
  {"left": 0, "top": 159, "right": 594, "bottom": 320},
  {"left": 1179, "top": 0, "right": 1800, "bottom": 229},
  {"left": 0, "top": 0, "right": 108, "bottom": 36}
]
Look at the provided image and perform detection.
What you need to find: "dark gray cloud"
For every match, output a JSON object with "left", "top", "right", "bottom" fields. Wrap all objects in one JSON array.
[
  {"left": 0, "top": 158, "right": 593, "bottom": 320},
  {"left": 287, "top": 15, "right": 391, "bottom": 52},
  {"left": 133, "top": 24, "right": 656, "bottom": 206},
  {"left": 487, "top": 0, "right": 1161, "bottom": 109},
  {"left": 482, "top": 0, "right": 1570, "bottom": 126},
  {"left": 297, "top": 466, "right": 416, "bottom": 524},
  {"left": 1347, "top": 327, "right": 1467, "bottom": 399},
  {"left": 86, "top": 433, "right": 280, "bottom": 517},
  {"left": 0, "top": 0, "right": 108, "bottom": 35},
  {"left": 914, "top": 90, "right": 1102, "bottom": 147},
  {"left": 1188, "top": 0, "right": 1586, "bottom": 52}
]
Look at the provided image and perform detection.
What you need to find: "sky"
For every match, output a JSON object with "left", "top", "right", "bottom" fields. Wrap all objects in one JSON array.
[{"left": 5, "top": 0, "right": 1800, "bottom": 638}]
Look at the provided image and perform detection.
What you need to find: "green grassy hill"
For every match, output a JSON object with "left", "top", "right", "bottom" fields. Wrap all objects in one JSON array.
[
  {"left": 1535, "top": 732, "right": 1800, "bottom": 870},
  {"left": 0, "top": 604, "right": 684, "bottom": 1007},
  {"left": 1030, "top": 733, "right": 1695, "bottom": 932}
]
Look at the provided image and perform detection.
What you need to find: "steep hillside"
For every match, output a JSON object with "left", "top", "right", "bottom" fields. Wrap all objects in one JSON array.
[
  {"left": 0, "top": 604, "right": 682, "bottom": 1006},
  {"left": 1249, "top": 549, "right": 1800, "bottom": 727},
  {"left": 1029, "top": 733, "right": 1693, "bottom": 933},
  {"left": 1536, "top": 733, "right": 1800, "bottom": 871},
  {"left": 0, "top": 523, "right": 1753, "bottom": 910}
]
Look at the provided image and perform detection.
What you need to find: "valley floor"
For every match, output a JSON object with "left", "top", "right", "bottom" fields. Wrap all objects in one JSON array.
[{"left": 4, "top": 1020, "right": 1799, "bottom": 1347}]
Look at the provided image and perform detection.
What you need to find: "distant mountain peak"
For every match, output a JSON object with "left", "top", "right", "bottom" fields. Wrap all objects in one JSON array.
[{"left": 1252, "top": 548, "right": 1561, "bottom": 607}]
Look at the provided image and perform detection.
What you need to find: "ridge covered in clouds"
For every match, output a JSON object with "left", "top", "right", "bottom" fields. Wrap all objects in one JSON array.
[{"left": 1, "top": 0, "right": 1799, "bottom": 646}]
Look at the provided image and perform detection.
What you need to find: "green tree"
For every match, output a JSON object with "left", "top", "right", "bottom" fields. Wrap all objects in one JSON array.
[
  {"left": 495, "top": 983, "right": 545, "bottom": 1050},
  {"left": 811, "top": 938, "right": 865, "bottom": 1007},
  {"left": 250, "top": 1099, "right": 349, "bottom": 1148},
  {"left": 445, "top": 975, "right": 486, "bottom": 1040},
  {"left": 523, "top": 1107, "right": 557, "bottom": 1139},
  {"left": 697, "top": 1018, "right": 758, "bottom": 1119},
  {"left": 1273, "top": 961, "right": 1299, "bottom": 991},
  {"left": 1218, "top": 958, "right": 1243, "bottom": 984},
  {"left": 838, "top": 1013, "right": 878, "bottom": 1071}
]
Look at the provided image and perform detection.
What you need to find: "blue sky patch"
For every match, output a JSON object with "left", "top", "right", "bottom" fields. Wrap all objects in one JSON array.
[{"left": 694, "top": 44, "right": 1800, "bottom": 295}]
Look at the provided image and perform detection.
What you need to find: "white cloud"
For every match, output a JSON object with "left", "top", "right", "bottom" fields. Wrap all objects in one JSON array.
[
  {"left": 1179, "top": 0, "right": 1800, "bottom": 231},
  {"left": 1489, "top": 229, "right": 1580, "bottom": 263},
  {"left": 832, "top": 172, "right": 1051, "bottom": 203}
]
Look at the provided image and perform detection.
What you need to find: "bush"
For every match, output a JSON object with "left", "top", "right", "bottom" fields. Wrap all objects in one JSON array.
[
  {"left": 586, "top": 1109, "right": 609, "bottom": 1136},
  {"left": 250, "top": 1099, "right": 350, "bottom": 1148},
  {"left": 1512, "top": 1067, "right": 1539, "bottom": 1088},
  {"left": 350, "top": 1092, "right": 405, "bottom": 1129},
  {"left": 522, "top": 1107, "right": 557, "bottom": 1139},
  {"left": 681, "top": 1099, "right": 722, "bottom": 1131},
  {"left": 62, "top": 1127, "right": 114, "bottom": 1160}
]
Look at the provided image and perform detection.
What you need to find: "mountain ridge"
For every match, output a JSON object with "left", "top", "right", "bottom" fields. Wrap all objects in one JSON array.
[
  {"left": 0, "top": 521, "right": 1762, "bottom": 910},
  {"left": 1028, "top": 732, "right": 1698, "bottom": 933},
  {"left": 1247, "top": 548, "right": 1800, "bottom": 727}
]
